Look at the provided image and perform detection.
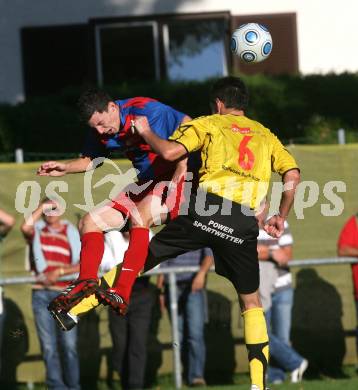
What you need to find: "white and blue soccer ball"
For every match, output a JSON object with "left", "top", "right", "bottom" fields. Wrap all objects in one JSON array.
[{"left": 231, "top": 23, "right": 273, "bottom": 63}]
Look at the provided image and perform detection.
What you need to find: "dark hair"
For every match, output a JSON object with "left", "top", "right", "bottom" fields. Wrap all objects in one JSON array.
[
  {"left": 210, "top": 76, "right": 249, "bottom": 111},
  {"left": 78, "top": 88, "right": 113, "bottom": 122}
]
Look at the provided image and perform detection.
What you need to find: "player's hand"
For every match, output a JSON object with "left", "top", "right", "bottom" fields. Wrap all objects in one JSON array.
[
  {"left": 169, "top": 159, "right": 187, "bottom": 192},
  {"left": 37, "top": 161, "right": 67, "bottom": 176},
  {"left": 255, "top": 209, "right": 267, "bottom": 229},
  {"left": 192, "top": 271, "right": 205, "bottom": 292},
  {"left": 133, "top": 116, "right": 151, "bottom": 136},
  {"left": 263, "top": 215, "right": 285, "bottom": 238}
]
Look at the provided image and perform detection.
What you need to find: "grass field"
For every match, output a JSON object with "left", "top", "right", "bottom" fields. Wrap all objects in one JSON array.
[
  {"left": 1, "top": 144, "right": 358, "bottom": 383},
  {"left": 14, "top": 369, "right": 358, "bottom": 390}
]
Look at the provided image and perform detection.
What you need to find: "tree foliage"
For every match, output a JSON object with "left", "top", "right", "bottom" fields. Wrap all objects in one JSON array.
[{"left": 1, "top": 73, "right": 358, "bottom": 156}]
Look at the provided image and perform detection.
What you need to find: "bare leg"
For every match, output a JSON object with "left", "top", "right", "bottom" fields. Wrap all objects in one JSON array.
[{"left": 98, "top": 194, "right": 169, "bottom": 312}]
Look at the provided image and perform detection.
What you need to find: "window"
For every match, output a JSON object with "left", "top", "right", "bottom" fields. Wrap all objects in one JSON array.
[
  {"left": 164, "top": 18, "right": 228, "bottom": 81},
  {"left": 21, "top": 24, "right": 90, "bottom": 97},
  {"left": 95, "top": 22, "right": 160, "bottom": 86},
  {"left": 92, "top": 12, "right": 231, "bottom": 85},
  {"left": 21, "top": 12, "right": 298, "bottom": 98}
]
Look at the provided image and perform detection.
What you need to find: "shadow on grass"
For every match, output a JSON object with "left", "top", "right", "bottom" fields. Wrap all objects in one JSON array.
[
  {"left": 291, "top": 269, "right": 347, "bottom": 379},
  {"left": 205, "top": 290, "right": 236, "bottom": 385},
  {"left": 0, "top": 297, "right": 29, "bottom": 389}
]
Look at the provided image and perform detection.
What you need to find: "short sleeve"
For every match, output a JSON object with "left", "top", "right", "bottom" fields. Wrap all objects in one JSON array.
[
  {"left": 144, "top": 101, "right": 186, "bottom": 140},
  {"left": 169, "top": 117, "right": 208, "bottom": 153},
  {"left": 270, "top": 133, "right": 299, "bottom": 175},
  {"left": 202, "top": 247, "right": 214, "bottom": 258}
]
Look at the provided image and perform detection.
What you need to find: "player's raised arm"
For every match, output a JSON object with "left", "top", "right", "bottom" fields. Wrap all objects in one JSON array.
[
  {"left": 133, "top": 116, "right": 187, "bottom": 161},
  {"left": 264, "top": 168, "right": 300, "bottom": 238},
  {"left": 37, "top": 156, "right": 93, "bottom": 176},
  {"left": 278, "top": 168, "right": 301, "bottom": 220},
  {"left": 21, "top": 199, "right": 58, "bottom": 237}
]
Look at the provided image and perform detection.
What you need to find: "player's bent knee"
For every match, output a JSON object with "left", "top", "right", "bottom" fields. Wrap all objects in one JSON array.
[
  {"left": 130, "top": 210, "right": 151, "bottom": 228},
  {"left": 80, "top": 212, "right": 103, "bottom": 235}
]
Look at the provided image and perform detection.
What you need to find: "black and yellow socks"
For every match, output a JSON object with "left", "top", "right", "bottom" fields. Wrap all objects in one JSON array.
[{"left": 243, "top": 308, "right": 269, "bottom": 390}]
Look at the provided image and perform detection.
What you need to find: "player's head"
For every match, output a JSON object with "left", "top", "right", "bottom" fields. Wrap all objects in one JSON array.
[
  {"left": 210, "top": 76, "right": 249, "bottom": 114},
  {"left": 78, "top": 88, "right": 120, "bottom": 135}
]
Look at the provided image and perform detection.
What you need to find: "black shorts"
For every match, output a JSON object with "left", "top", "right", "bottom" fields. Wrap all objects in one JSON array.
[{"left": 145, "top": 190, "right": 259, "bottom": 295}]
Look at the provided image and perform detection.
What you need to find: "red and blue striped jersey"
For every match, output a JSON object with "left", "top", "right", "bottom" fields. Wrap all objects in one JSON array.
[{"left": 82, "top": 97, "right": 186, "bottom": 180}]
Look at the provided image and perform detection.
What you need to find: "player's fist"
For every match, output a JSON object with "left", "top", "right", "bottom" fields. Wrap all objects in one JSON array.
[
  {"left": 263, "top": 215, "right": 285, "bottom": 238},
  {"left": 37, "top": 161, "right": 67, "bottom": 176},
  {"left": 133, "top": 116, "right": 151, "bottom": 135}
]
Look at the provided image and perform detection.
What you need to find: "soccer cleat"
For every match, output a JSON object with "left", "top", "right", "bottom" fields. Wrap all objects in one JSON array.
[
  {"left": 291, "top": 358, "right": 308, "bottom": 383},
  {"left": 95, "top": 287, "right": 128, "bottom": 315},
  {"left": 250, "top": 386, "right": 270, "bottom": 390},
  {"left": 48, "top": 279, "right": 99, "bottom": 312},
  {"left": 49, "top": 308, "right": 78, "bottom": 331}
]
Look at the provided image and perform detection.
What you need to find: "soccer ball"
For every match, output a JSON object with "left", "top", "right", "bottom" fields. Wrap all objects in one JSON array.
[{"left": 231, "top": 23, "right": 273, "bottom": 63}]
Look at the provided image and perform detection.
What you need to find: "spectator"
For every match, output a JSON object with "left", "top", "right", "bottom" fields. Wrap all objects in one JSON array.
[
  {"left": 258, "top": 220, "right": 307, "bottom": 384},
  {"left": 337, "top": 213, "right": 358, "bottom": 369},
  {"left": 101, "top": 230, "right": 154, "bottom": 390},
  {"left": 157, "top": 248, "right": 214, "bottom": 387},
  {"left": 0, "top": 208, "right": 15, "bottom": 373},
  {"left": 21, "top": 199, "right": 81, "bottom": 390}
]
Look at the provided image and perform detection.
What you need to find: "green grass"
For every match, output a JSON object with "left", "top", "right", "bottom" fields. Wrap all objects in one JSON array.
[
  {"left": 13, "top": 368, "right": 358, "bottom": 390},
  {"left": 1, "top": 145, "right": 358, "bottom": 381},
  {"left": 14, "top": 379, "right": 358, "bottom": 390}
]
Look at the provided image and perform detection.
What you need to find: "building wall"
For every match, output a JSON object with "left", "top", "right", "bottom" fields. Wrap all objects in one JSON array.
[{"left": 1, "top": 0, "right": 358, "bottom": 103}]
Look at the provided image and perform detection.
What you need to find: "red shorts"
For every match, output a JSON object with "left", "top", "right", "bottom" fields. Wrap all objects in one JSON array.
[{"left": 111, "top": 173, "right": 187, "bottom": 223}]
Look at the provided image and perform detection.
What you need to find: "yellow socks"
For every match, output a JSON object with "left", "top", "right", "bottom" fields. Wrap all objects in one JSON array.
[
  {"left": 69, "top": 265, "right": 121, "bottom": 317},
  {"left": 243, "top": 308, "right": 269, "bottom": 390}
]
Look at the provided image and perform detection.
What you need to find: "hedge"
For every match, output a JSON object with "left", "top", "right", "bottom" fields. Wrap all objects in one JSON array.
[{"left": 1, "top": 73, "right": 358, "bottom": 156}]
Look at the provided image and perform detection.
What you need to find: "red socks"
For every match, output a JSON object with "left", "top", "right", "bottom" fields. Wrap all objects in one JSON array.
[
  {"left": 113, "top": 227, "right": 149, "bottom": 302},
  {"left": 78, "top": 232, "right": 104, "bottom": 280},
  {"left": 78, "top": 228, "right": 149, "bottom": 303}
]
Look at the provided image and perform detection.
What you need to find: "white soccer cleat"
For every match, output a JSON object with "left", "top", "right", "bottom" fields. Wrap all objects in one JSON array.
[
  {"left": 250, "top": 386, "right": 270, "bottom": 390},
  {"left": 291, "top": 358, "right": 308, "bottom": 383}
]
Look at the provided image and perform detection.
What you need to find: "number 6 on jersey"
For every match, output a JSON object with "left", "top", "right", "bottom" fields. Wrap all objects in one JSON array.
[{"left": 238, "top": 136, "right": 255, "bottom": 170}]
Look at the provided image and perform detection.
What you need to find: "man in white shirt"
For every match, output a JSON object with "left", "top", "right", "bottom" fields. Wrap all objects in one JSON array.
[
  {"left": 258, "top": 221, "right": 308, "bottom": 384},
  {"left": 101, "top": 231, "right": 154, "bottom": 390}
]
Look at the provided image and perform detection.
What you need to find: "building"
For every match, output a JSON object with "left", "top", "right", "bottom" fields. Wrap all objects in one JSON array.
[{"left": 1, "top": 0, "right": 358, "bottom": 103}]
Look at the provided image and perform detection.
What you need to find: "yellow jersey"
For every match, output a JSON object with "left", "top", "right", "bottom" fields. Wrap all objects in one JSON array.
[{"left": 170, "top": 113, "right": 299, "bottom": 209}]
